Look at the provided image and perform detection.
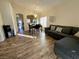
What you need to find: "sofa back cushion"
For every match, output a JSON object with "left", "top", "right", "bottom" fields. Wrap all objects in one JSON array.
[
  {"left": 71, "top": 27, "right": 79, "bottom": 35},
  {"left": 62, "top": 27, "right": 72, "bottom": 34}
]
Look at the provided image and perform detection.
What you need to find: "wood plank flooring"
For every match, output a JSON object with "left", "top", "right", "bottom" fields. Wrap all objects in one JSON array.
[{"left": 0, "top": 32, "right": 56, "bottom": 59}]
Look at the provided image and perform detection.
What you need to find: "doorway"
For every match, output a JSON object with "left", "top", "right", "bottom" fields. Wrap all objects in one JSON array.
[
  {"left": 16, "top": 14, "right": 24, "bottom": 33},
  {"left": 40, "top": 16, "right": 47, "bottom": 28}
]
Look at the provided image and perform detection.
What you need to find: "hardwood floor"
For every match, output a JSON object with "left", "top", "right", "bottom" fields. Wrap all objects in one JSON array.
[{"left": 0, "top": 31, "right": 56, "bottom": 59}]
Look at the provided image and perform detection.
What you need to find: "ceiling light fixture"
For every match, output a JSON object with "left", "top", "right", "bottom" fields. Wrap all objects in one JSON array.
[{"left": 34, "top": 14, "right": 37, "bottom": 18}]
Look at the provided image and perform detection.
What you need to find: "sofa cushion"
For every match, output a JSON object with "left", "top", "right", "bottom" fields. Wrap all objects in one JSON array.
[
  {"left": 49, "top": 30, "right": 68, "bottom": 37},
  {"left": 62, "top": 27, "right": 72, "bottom": 34},
  {"left": 55, "top": 37, "right": 79, "bottom": 59},
  {"left": 56, "top": 37, "right": 79, "bottom": 48},
  {"left": 57, "top": 32, "right": 70, "bottom": 37},
  {"left": 48, "top": 30, "right": 69, "bottom": 39}
]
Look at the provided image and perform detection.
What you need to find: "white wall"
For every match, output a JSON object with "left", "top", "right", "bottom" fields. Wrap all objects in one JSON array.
[
  {"left": 9, "top": 3, "right": 17, "bottom": 35},
  {"left": 14, "top": 6, "right": 56, "bottom": 31},
  {"left": 0, "top": 0, "right": 17, "bottom": 35},
  {"left": 0, "top": 12, "right": 5, "bottom": 42},
  {"left": 0, "top": 1, "right": 13, "bottom": 26},
  {"left": 53, "top": 0, "right": 79, "bottom": 27},
  {"left": 48, "top": 16, "right": 56, "bottom": 26}
]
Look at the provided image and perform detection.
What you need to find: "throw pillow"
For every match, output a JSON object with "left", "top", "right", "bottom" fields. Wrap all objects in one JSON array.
[
  {"left": 74, "top": 31, "right": 79, "bottom": 37},
  {"left": 56, "top": 27, "right": 63, "bottom": 32},
  {"left": 50, "top": 26, "right": 55, "bottom": 30}
]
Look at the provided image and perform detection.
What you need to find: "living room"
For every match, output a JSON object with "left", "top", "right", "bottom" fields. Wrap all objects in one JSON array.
[{"left": 0, "top": 0, "right": 79, "bottom": 59}]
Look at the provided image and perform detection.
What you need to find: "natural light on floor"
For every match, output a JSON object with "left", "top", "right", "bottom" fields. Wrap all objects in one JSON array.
[{"left": 17, "top": 34, "right": 37, "bottom": 39}]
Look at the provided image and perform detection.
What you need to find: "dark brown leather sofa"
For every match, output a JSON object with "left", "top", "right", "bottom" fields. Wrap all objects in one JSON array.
[
  {"left": 45, "top": 25, "right": 79, "bottom": 59},
  {"left": 45, "top": 25, "right": 79, "bottom": 40}
]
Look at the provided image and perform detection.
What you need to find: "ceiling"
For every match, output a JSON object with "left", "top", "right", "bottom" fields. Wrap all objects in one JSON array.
[{"left": 10, "top": 0, "right": 64, "bottom": 15}]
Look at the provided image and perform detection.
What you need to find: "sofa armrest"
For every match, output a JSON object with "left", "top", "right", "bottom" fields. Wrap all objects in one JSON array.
[
  {"left": 45, "top": 27, "right": 50, "bottom": 30},
  {"left": 45, "top": 27, "right": 50, "bottom": 34}
]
